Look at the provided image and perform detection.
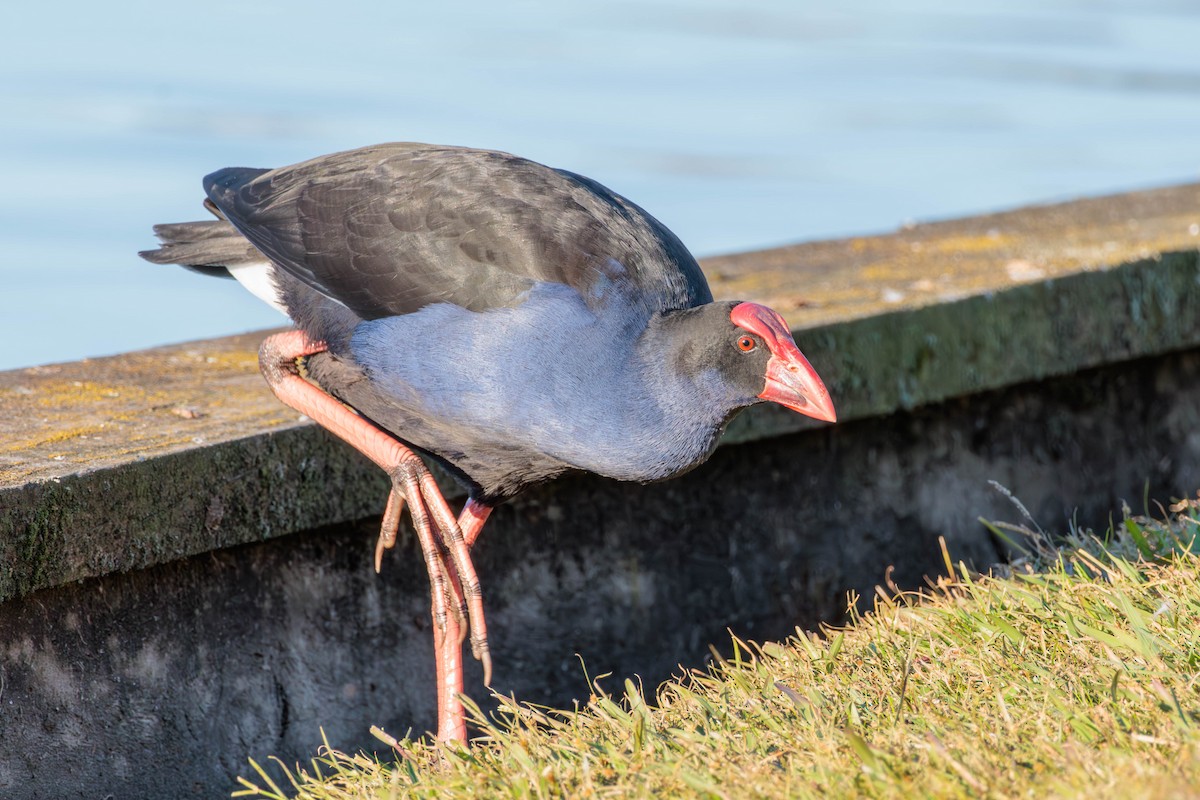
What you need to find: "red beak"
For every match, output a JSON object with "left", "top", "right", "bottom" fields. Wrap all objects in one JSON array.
[
  {"left": 731, "top": 302, "right": 837, "bottom": 424},
  {"left": 760, "top": 348, "right": 837, "bottom": 422}
]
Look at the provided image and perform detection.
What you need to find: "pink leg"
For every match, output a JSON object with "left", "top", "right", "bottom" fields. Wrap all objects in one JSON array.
[
  {"left": 434, "top": 499, "right": 493, "bottom": 742},
  {"left": 258, "top": 331, "right": 494, "bottom": 743}
]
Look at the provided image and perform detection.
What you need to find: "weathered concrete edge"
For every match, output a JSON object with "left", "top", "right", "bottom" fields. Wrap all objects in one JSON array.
[
  {"left": 1, "top": 426, "right": 387, "bottom": 603},
  {"left": 3, "top": 249, "right": 1199, "bottom": 605},
  {"left": 727, "top": 248, "right": 1200, "bottom": 442}
]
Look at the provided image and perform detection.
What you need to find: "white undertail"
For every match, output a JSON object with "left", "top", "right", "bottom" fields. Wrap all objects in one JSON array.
[{"left": 227, "top": 261, "right": 288, "bottom": 316}]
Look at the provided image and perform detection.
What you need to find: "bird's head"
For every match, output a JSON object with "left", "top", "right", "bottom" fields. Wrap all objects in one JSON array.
[
  {"left": 728, "top": 301, "right": 836, "bottom": 423},
  {"left": 653, "top": 300, "right": 836, "bottom": 425}
]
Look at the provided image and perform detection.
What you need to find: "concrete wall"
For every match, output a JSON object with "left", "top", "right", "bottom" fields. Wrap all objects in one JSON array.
[{"left": 2, "top": 183, "right": 1199, "bottom": 797}]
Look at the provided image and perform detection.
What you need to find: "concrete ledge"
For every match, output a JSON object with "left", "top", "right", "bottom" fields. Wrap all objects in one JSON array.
[
  {"left": 2, "top": 184, "right": 1200, "bottom": 605},
  {"left": 5, "top": 184, "right": 1200, "bottom": 797}
]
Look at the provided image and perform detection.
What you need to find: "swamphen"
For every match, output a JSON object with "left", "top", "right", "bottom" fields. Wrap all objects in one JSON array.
[{"left": 141, "top": 143, "right": 836, "bottom": 743}]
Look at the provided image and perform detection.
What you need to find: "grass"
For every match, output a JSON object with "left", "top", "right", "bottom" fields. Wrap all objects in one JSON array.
[{"left": 233, "top": 495, "right": 1200, "bottom": 799}]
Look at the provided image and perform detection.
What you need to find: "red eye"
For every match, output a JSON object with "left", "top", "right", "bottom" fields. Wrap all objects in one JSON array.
[{"left": 737, "top": 335, "right": 756, "bottom": 352}]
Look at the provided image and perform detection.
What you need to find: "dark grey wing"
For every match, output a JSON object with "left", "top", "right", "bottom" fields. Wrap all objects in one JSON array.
[{"left": 204, "top": 143, "right": 712, "bottom": 320}]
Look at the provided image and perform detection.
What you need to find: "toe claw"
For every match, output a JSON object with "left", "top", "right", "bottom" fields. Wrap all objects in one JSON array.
[
  {"left": 375, "top": 488, "right": 406, "bottom": 573},
  {"left": 469, "top": 632, "right": 492, "bottom": 688},
  {"left": 374, "top": 536, "right": 387, "bottom": 574}
]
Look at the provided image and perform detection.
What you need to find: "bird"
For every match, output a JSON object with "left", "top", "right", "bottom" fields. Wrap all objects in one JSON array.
[{"left": 140, "top": 142, "right": 836, "bottom": 744}]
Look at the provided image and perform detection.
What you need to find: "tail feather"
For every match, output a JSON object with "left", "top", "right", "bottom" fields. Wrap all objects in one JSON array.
[{"left": 139, "top": 219, "right": 263, "bottom": 277}]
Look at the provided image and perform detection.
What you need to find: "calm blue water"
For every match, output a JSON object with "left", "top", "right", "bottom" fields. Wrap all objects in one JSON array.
[{"left": 3, "top": 0, "right": 1199, "bottom": 370}]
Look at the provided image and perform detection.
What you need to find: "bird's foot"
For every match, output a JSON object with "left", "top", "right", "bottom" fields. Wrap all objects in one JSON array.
[{"left": 376, "top": 456, "right": 493, "bottom": 686}]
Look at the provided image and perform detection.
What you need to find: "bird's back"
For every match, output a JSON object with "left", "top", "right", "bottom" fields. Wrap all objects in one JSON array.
[{"left": 204, "top": 143, "right": 713, "bottom": 329}]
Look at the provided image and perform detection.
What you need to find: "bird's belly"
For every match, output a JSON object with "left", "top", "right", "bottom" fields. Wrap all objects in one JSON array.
[
  {"left": 313, "top": 344, "right": 723, "bottom": 497},
  {"left": 344, "top": 287, "right": 729, "bottom": 495}
]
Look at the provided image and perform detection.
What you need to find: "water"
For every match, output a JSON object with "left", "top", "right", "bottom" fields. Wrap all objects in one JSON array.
[{"left": 3, "top": 0, "right": 1198, "bottom": 370}]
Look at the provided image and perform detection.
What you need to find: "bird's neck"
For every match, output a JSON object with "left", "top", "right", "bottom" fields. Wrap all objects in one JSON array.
[{"left": 616, "top": 305, "right": 758, "bottom": 480}]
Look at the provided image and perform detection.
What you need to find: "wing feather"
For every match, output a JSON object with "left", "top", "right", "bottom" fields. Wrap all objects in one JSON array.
[{"left": 203, "top": 143, "right": 711, "bottom": 320}]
